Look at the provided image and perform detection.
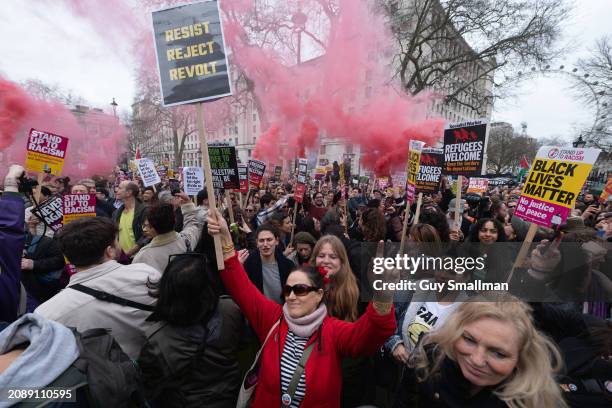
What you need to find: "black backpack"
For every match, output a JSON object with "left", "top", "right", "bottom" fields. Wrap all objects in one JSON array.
[
  {"left": 71, "top": 327, "right": 146, "bottom": 408},
  {"left": 15, "top": 328, "right": 145, "bottom": 408}
]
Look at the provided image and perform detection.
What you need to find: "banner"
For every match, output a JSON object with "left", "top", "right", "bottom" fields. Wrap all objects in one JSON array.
[
  {"left": 514, "top": 146, "right": 600, "bottom": 228},
  {"left": 295, "top": 158, "right": 308, "bottom": 203},
  {"left": 416, "top": 148, "right": 443, "bottom": 193},
  {"left": 182, "top": 166, "right": 204, "bottom": 196},
  {"left": 32, "top": 195, "right": 64, "bottom": 232},
  {"left": 208, "top": 143, "right": 239, "bottom": 189},
  {"left": 236, "top": 164, "right": 248, "bottom": 193},
  {"left": 467, "top": 178, "right": 489, "bottom": 196},
  {"left": 152, "top": 1, "right": 232, "bottom": 106},
  {"left": 63, "top": 194, "right": 96, "bottom": 225},
  {"left": 248, "top": 159, "right": 266, "bottom": 189},
  {"left": 443, "top": 119, "right": 487, "bottom": 176},
  {"left": 25, "top": 128, "right": 69, "bottom": 176},
  {"left": 136, "top": 158, "right": 161, "bottom": 187},
  {"left": 406, "top": 140, "right": 425, "bottom": 202}
]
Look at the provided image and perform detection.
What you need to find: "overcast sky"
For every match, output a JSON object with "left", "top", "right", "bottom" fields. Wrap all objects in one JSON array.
[{"left": 0, "top": 0, "right": 610, "bottom": 142}]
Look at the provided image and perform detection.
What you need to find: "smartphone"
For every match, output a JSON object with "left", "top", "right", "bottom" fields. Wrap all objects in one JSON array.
[{"left": 169, "top": 179, "right": 181, "bottom": 196}]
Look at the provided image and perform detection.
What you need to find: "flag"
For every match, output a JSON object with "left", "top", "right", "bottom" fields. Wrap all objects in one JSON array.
[
  {"left": 519, "top": 156, "right": 530, "bottom": 169},
  {"left": 135, "top": 148, "right": 141, "bottom": 160}
]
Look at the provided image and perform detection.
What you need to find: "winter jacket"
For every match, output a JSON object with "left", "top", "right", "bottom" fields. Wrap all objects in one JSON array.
[
  {"left": 394, "top": 346, "right": 507, "bottom": 408},
  {"left": 220, "top": 254, "right": 396, "bottom": 408},
  {"left": 138, "top": 296, "right": 243, "bottom": 408},
  {"left": 35, "top": 260, "right": 161, "bottom": 358},
  {"left": 132, "top": 202, "right": 204, "bottom": 273},
  {"left": 243, "top": 249, "right": 295, "bottom": 303},
  {"left": 21, "top": 233, "right": 67, "bottom": 303},
  {"left": 111, "top": 200, "right": 149, "bottom": 247},
  {"left": 0, "top": 192, "right": 25, "bottom": 323}
]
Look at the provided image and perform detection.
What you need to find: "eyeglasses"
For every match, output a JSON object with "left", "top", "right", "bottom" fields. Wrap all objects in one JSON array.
[
  {"left": 245, "top": 208, "right": 254, "bottom": 212},
  {"left": 282, "top": 284, "right": 319, "bottom": 297}
]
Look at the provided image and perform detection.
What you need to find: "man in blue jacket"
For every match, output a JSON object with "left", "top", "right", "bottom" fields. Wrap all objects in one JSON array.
[{"left": 0, "top": 165, "right": 26, "bottom": 323}]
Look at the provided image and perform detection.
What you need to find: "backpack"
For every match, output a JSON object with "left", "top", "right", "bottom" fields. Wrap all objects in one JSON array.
[
  {"left": 14, "top": 328, "right": 145, "bottom": 408},
  {"left": 71, "top": 327, "right": 146, "bottom": 408}
]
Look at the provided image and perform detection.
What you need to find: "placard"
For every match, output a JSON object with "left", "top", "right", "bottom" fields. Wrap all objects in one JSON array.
[
  {"left": 25, "top": 128, "right": 69, "bottom": 176},
  {"left": 416, "top": 148, "right": 444, "bottom": 193},
  {"left": 406, "top": 140, "right": 424, "bottom": 202},
  {"left": 32, "top": 195, "right": 64, "bottom": 232},
  {"left": 63, "top": 194, "right": 96, "bottom": 225},
  {"left": 295, "top": 158, "right": 308, "bottom": 203},
  {"left": 136, "top": 158, "right": 161, "bottom": 187},
  {"left": 467, "top": 178, "right": 489, "bottom": 196},
  {"left": 274, "top": 165, "right": 282, "bottom": 182},
  {"left": 514, "top": 146, "right": 600, "bottom": 228},
  {"left": 235, "top": 164, "right": 248, "bottom": 193},
  {"left": 182, "top": 166, "right": 204, "bottom": 196},
  {"left": 443, "top": 119, "right": 487, "bottom": 176},
  {"left": 314, "top": 166, "right": 326, "bottom": 180},
  {"left": 208, "top": 142, "right": 239, "bottom": 189},
  {"left": 248, "top": 159, "right": 266, "bottom": 189},
  {"left": 152, "top": 0, "right": 232, "bottom": 106}
]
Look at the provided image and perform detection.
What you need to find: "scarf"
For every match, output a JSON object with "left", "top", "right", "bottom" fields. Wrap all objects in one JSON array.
[
  {"left": 282, "top": 303, "right": 327, "bottom": 337},
  {"left": 0, "top": 314, "right": 79, "bottom": 408}
]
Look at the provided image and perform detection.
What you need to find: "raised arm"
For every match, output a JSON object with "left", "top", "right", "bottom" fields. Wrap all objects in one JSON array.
[{"left": 0, "top": 165, "right": 27, "bottom": 322}]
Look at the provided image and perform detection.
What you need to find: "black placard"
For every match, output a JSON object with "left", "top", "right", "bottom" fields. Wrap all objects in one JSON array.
[
  {"left": 152, "top": 1, "right": 232, "bottom": 106},
  {"left": 443, "top": 120, "right": 487, "bottom": 176},
  {"left": 208, "top": 142, "right": 239, "bottom": 189}
]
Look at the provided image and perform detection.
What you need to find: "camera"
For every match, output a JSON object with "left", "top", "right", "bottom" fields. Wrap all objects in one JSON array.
[{"left": 18, "top": 174, "right": 39, "bottom": 195}]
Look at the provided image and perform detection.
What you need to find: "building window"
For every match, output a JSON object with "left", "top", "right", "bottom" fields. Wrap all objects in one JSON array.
[
  {"left": 234, "top": 126, "right": 238, "bottom": 134},
  {"left": 253, "top": 136, "right": 257, "bottom": 143},
  {"left": 320, "top": 144, "right": 326, "bottom": 155},
  {"left": 235, "top": 137, "right": 238, "bottom": 145},
  {"left": 365, "top": 86, "right": 372, "bottom": 98},
  {"left": 253, "top": 124, "right": 256, "bottom": 132},
  {"left": 253, "top": 113, "right": 257, "bottom": 121},
  {"left": 346, "top": 144, "right": 353, "bottom": 154}
]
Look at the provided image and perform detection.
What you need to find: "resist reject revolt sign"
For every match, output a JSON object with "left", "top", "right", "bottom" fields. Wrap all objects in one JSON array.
[{"left": 152, "top": 1, "right": 232, "bottom": 106}]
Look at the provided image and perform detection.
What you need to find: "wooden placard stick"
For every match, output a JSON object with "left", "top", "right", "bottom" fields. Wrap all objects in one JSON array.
[{"left": 197, "top": 103, "right": 225, "bottom": 270}]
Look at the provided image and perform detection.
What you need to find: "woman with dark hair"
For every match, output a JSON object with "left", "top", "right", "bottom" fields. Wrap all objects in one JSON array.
[
  {"left": 419, "top": 205, "right": 451, "bottom": 242},
  {"left": 207, "top": 209, "right": 396, "bottom": 408},
  {"left": 138, "top": 254, "right": 243, "bottom": 408},
  {"left": 132, "top": 193, "right": 204, "bottom": 273},
  {"left": 269, "top": 211, "right": 294, "bottom": 251},
  {"left": 466, "top": 217, "right": 510, "bottom": 282},
  {"left": 468, "top": 217, "right": 507, "bottom": 244}
]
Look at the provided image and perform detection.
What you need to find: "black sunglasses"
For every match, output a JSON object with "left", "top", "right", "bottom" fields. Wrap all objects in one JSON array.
[{"left": 282, "top": 284, "right": 319, "bottom": 297}]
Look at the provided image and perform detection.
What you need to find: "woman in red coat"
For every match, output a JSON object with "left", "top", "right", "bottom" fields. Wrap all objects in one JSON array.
[{"left": 208, "top": 209, "right": 397, "bottom": 408}]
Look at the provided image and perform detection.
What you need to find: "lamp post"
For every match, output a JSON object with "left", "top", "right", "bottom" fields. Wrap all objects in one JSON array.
[
  {"left": 110, "top": 98, "right": 118, "bottom": 118},
  {"left": 573, "top": 135, "right": 586, "bottom": 148}
]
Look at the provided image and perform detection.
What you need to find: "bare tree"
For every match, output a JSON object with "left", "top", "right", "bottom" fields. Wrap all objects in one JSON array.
[
  {"left": 487, "top": 123, "right": 540, "bottom": 173},
  {"left": 20, "top": 78, "right": 86, "bottom": 106},
  {"left": 380, "top": 0, "right": 570, "bottom": 115},
  {"left": 574, "top": 37, "right": 612, "bottom": 150}
]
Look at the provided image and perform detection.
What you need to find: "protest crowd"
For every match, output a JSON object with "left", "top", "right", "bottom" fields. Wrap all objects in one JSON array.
[{"left": 0, "top": 151, "right": 611, "bottom": 408}]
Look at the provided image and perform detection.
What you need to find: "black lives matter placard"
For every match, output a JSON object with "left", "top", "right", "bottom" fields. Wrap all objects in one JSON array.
[
  {"left": 208, "top": 142, "right": 239, "bottom": 190},
  {"left": 152, "top": 1, "right": 232, "bottom": 106},
  {"left": 443, "top": 120, "right": 487, "bottom": 176},
  {"left": 416, "top": 148, "right": 444, "bottom": 193}
]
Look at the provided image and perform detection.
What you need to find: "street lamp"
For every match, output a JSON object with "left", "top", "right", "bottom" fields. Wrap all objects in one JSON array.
[
  {"left": 110, "top": 98, "right": 118, "bottom": 117},
  {"left": 292, "top": 11, "right": 307, "bottom": 64},
  {"left": 573, "top": 135, "right": 586, "bottom": 148}
]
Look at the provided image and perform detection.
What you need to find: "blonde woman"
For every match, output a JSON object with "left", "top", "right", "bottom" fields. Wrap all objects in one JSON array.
[
  {"left": 395, "top": 293, "right": 567, "bottom": 408},
  {"left": 310, "top": 235, "right": 359, "bottom": 322}
]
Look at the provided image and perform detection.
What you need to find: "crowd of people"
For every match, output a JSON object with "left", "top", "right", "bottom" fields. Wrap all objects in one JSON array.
[{"left": 0, "top": 163, "right": 611, "bottom": 407}]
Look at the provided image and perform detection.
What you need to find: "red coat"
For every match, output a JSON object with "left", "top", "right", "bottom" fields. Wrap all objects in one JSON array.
[{"left": 221, "top": 254, "right": 396, "bottom": 408}]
